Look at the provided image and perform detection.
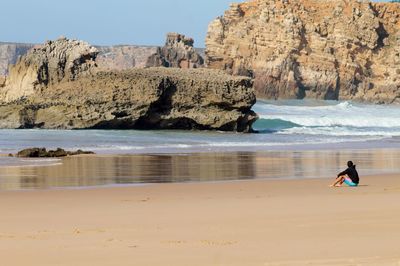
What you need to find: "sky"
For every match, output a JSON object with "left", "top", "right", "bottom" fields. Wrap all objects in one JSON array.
[
  {"left": 0, "top": 0, "right": 243, "bottom": 48},
  {"left": 0, "top": 0, "right": 390, "bottom": 48}
]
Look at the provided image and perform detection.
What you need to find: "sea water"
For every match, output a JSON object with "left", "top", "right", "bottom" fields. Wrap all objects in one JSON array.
[
  {"left": 1, "top": 100, "right": 400, "bottom": 155},
  {"left": 1, "top": 100, "right": 400, "bottom": 189}
]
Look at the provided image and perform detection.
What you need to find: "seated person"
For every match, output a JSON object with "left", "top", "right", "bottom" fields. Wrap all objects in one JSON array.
[{"left": 330, "top": 161, "right": 359, "bottom": 187}]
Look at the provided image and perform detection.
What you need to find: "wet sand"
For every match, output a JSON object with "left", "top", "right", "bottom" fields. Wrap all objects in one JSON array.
[
  {"left": 0, "top": 174, "right": 400, "bottom": 265},
  {"left": 1, "top": 149, "right": 400, "bottom": 190}
]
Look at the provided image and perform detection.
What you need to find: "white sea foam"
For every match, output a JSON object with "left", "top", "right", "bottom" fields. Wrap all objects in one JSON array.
[
  {"left": 76, "top": 137, "right": 385, "bottom": 154},
  {"left": 0, "top": 157, "right": 63, "bottom": 168},
  {"left": 255, "top": 101, "right": 400, "bottom": 128},
  {"left": 280, "top": 127, "right": 400, "bottom": 137},
  {"left": 20, "top": 158, "right": 62, "bottom": 162}
]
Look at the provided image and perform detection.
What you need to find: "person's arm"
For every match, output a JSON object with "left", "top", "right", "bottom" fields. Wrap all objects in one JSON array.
[{"left": 337, "top": 168, "right": 349, "bottom": 177}]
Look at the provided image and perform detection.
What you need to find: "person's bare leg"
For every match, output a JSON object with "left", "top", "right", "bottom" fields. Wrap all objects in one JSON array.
[{"left": 330, "top": 176, "right": 345, "bottom": 187}]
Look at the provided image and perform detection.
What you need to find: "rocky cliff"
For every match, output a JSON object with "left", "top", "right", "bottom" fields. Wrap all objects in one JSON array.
[
  {"left": 0, "top": 42, "right": 35, "bottom": 76},
  {"left": 1, "top": 34, "right": 205, "bottom": 76},
  {"left": 2, "top": 37, "right": 98, "bottom": 102},
  {"left": 96, "top": 45, "right": 158, "bottom": 70},
  {"left": 0, "top": 42, "right": 159, "bottom": 74},
  {"left": 206, "top": 0, "right": 400, "bottom": 104},
  {"left": 0, "top": 38, "right": 256, "bottom": 132},
  {"left": 146, "top": 33, "right": 204, "bottom": 68}
]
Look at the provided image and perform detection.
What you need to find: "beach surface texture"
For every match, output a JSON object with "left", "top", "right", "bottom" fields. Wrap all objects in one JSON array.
[{"left": 0, "top": 174, "right": 399, "bottom": 266}]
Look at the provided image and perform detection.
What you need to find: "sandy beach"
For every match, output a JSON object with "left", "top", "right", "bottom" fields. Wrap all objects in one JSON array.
[{"left": 1, "top": 174, "right": 399, "bottom": 266}]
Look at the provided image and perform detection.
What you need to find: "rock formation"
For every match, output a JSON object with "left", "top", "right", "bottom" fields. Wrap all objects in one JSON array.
[
  {"left": 146, "top": 33, "right": 204, "bottom": 68},
  {"left": 15, "top": 148, "right": 94, "bottom": 158},
  {"left": 96, "top": 45, "right": 159, "bottom": 70},
  {"left": 2, "top": 37, "right": 98, "bottom": 102},
  {"left": 0, "top": 38, "right": 257, "bottom": 132},
  {"left": 206, "top": 0, "right": 400, "bottom": 104},
  {"left": 0, "top": 75, "right": 5, "bottom": 87},
  {"left": 0, "top": 34, "right": 205, "bottom": 77},
  {"left": 0, "top": 42, "right": 35, "bottom": 75}
]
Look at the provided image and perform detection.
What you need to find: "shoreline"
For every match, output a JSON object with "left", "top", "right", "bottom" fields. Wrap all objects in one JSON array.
[
  {"left": 0, "top": 170, "right": 397, "bottom": 194},
  {"left": 0, "top": 174, "right": 399, "bottom": 265},
  {"left": 2, "top": 136, "right": 400, "bottom": 156},
  {"left": 1, "top": 149, "right": 400, "bottom": 191}
]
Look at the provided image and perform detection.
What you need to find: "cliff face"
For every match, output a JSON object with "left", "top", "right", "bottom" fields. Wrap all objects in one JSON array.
[
  {"left": 206, "top": 0, "right": 400, "bottom": 103},
  {"left": 96, "top": 45, "right": 158, "bottom": 70},
  {"left": 0, "top": 43, "right": 159, "bottom": 74},
  {"left": 0, "top": 42, "right": 35, "bottom": 75},
  {"left": 0, "top": 38, "right": 256, "bottom": 132},
  {"left": 1, "top": 33, "right": 204, "bottom": 76},
  {"left": 146, "top": 33, "right": 204, "bottom": 68}
]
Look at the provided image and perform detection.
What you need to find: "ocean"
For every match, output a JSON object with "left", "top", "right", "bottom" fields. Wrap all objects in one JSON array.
[
  {"left": 1, "top": 100, "right": 400, "bottom": 189},
  {"left": 1, "top": 100, "right": 400, "bottom": 155}
]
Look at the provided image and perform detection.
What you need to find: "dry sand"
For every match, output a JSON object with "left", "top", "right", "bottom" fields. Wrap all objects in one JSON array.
[{"left": 0, "top": 175, "right": 400, "bottom": 266}]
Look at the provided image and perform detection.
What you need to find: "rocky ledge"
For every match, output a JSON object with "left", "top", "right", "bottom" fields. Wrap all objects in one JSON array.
[
  {"left": 0, "top": 38, "right": 257, "bottom": 132},
  {"left": 206, "top": 0, "right": 400, "bottom": 104}
]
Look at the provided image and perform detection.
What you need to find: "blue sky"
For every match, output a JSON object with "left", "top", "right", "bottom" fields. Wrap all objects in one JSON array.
[
  {"left": 0, "top": 0, "right": 241, "bottom": 47},
  {"left": 0, "top": 0, "right": 389, "bottom": 47}
]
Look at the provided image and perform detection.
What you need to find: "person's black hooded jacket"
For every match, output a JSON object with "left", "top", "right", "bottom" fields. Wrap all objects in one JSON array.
[{"left": 338, "top": 165, "right": 359, "bottom": 184}]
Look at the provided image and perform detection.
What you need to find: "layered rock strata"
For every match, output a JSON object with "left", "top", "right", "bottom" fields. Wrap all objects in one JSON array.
[
  {"left": 0, "top": 38, "right": 257, "bottom": 132},
  {"left": 206, "top": 0, "right": 400, "bottom": 103},
  {"left": 146, "top": 33, "right": 204, "bottom": 68}
]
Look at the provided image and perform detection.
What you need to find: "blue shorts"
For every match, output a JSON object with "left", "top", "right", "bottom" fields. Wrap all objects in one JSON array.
[{"left": 344, "top": 178, "right": 358, "bottom": 187}]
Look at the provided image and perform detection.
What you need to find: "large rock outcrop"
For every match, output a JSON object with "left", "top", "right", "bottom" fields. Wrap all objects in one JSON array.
[
  {"left": 146, "top": 33, "right": 204, "bottom": 68},
  {"left": 0, "top": 38, "right": 257, "bottom": 132},
  {"left": 206, "top": 0, "right": 400, "bottom": 104},
  {"left": 0, "top": 34, "right": 205, "bottom": 77},
  {"left": 1, "top": 37, "right": 98, "bottom": 102}
]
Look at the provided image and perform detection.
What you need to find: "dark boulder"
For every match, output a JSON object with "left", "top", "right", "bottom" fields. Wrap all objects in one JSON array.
[{"left": 16, "top": 148, "right": 94, "bottom": 158}]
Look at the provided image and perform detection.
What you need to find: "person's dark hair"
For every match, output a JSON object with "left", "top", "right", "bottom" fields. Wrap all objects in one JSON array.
[{"left": 347, "top": 161, "right": 354, "bottom": 167}]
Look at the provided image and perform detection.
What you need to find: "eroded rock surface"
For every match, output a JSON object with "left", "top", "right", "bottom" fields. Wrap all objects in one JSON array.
[
  {"left": 2, "top": 37, "right": 98, "bottom": 102},
  {"left": 146, "top": 33, "right": 204, "bottom": 68},
  {"left": 1, "top": 34, "right": 205, "bottom": 76},
  {"left": 16, "top": 148, "right": 94, "bottom": 158},
  {"left": 0, "top": 38, "right": 256, "bottom": 132},
  {"left": 0, "top": 42, "right": 35, "bottom": 76},
  {"left": 206, "top": 0, "right": 400, "bottom": 103},
  {"left": 0, "top": 76, "right": 5, "bottom": 87},
  {"left": 96, "top": 45, "right": 158, "bottom": 70}
]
